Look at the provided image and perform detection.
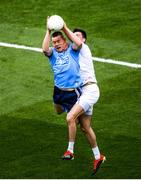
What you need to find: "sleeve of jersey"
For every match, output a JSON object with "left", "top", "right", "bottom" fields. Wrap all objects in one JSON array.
[
  {"left": 81, "top": 43, "right": 92, "bottom": 59},
  {"left": 43, "top": 47, "right": 53, "bottom": 57},
  {"left": 69, "top": 44, "right": 80, "bottom": 61}
]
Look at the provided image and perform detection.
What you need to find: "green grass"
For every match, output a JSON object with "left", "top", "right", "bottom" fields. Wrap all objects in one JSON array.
[{"left": 0, "top": 0, "right": 141, "bottom": 178}]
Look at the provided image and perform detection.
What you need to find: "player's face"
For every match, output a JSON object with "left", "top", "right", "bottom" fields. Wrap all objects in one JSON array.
[
  {"left": 52, "top": 35, "right": 66, "bottom": 52},
  {"left": 74, "top": 32, "right": 85, "bottom": 43}
]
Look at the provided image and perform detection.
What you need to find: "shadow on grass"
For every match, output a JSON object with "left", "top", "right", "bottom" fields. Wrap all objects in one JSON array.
[
  {"left": 0, "top": 97, "right": 141, "bottom": 178},
  {"left": 0, "top": 114, "right": 94, "bottom": 179}
]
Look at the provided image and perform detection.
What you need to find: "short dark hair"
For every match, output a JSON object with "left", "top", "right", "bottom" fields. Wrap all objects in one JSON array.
[
  {"left": 73, "top": 28, "right": 87, "bottom": 40},
  {"left": 52, "top": 31, "right": 64, "bottom": 38}
]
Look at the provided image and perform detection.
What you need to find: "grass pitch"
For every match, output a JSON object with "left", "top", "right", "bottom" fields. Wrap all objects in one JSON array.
[{"left": 0, "top": 0, "right": 141, "bottom": 178}]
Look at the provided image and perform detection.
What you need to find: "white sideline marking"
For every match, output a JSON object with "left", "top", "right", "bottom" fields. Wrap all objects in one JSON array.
[
  {"left": 0, "top": 42, "right": 141, "bottom": 69},
  {"left": 0, "top": 42, "right": 42, "bottom": 52},
  {"left": 92, "top": 57, "right": 141, "bottom": 68}
]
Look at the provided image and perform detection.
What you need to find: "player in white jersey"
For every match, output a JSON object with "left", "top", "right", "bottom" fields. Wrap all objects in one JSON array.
[{"left": 62, "top": 28, "right": 105, "bottom": 174}]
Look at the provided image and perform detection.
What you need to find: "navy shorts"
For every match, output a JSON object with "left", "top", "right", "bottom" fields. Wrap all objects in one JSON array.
[{"left": 53, "top": 86, "right": 81, "bottom": 112}]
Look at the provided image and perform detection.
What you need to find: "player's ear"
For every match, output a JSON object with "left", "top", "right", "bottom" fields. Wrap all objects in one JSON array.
[{"left": 83, "top": 38, "right": 86, "bottom": 43}]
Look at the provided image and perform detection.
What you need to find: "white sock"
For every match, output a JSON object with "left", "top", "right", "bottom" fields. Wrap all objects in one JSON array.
[
  {"left": 67, "top": 141, "right": 74, "bottom": 153},
  {"left": 92, "top": 146, "right": 100, "bottom": 160}
]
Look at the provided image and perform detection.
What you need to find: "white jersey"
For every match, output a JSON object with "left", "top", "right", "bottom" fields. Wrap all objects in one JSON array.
[{"left": 79, "top": 43, "right": 97, "bottom": 85}]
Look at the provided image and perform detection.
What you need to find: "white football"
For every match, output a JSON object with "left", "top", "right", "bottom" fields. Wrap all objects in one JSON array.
[{"left": 47, "top": 15, "right": 64, "bottom": 31}]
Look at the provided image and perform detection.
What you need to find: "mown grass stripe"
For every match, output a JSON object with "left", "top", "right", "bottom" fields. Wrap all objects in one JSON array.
[{"left": 0, "top": 41, "right": 141, "bottom": 69}]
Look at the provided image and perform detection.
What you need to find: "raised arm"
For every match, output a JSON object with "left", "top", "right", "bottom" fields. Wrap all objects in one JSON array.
[
  {"left": 62, "top": 23, "right": 82, "bottom": 50},
  {"left": 42, "top": 18, "right": 52, "bottom": 56}
]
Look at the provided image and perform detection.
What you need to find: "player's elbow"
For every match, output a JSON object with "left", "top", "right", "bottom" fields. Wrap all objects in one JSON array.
[{"left": 72, "top": 42, "right": 82, "bottom": 51}]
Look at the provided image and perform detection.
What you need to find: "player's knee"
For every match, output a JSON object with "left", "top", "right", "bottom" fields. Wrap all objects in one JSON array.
[
  {"left": 66, "top": 113, "right": 75, "bottom": 124},
  {"left": 55, "top": 109, "right": 63, "bottom": 115},
  {"left": 81, "top": 125, "right": 90, "bottom": 134},
  {"left": 81, "top": 126, "right": 86, "bottom": 133}
]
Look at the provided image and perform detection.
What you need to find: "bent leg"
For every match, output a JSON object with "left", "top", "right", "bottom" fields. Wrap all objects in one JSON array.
[
  {"left": 79, "top": 114, "right": 97, "bottom": 148},
  {"left": 66, "top": 103, "right": 85, "bottom": 141},
  {"left": 54, "top": 104, "right": 64, "bottom": 114}
]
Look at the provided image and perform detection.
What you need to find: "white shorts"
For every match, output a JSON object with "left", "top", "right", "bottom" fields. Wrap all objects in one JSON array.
[{"left": 77, "top": 83, "right": 100, "bottom": 115}]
